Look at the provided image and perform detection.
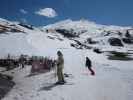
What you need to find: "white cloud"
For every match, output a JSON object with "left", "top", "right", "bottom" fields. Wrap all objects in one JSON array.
[
  {"left": 35, "top": 8, "right": 57, "bottom": 18},
  {"left": 20, "top": 9, "right": 28, "bottom": 14}
]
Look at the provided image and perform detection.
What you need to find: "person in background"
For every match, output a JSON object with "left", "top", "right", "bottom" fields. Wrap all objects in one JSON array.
[
  {"left": 85, "top": 57, "right": 95, "bottom": 75},
  {"left": 56, "top": 51, "right": 65, "bottom": 84},
  {"left": 19, "top": 54, "right": 25, "bottom": 69}
]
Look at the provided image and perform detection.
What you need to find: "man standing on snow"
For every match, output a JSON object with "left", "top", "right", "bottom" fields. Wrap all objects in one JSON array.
[
  {"left": 56, "top": 51, "right": 65, "bottom": 84},
  {"left": 19, "top": 54, "right": 25, "bottom": 69},
  {"left": 85, "top": 57, "right": 95, "bottom": 75}
]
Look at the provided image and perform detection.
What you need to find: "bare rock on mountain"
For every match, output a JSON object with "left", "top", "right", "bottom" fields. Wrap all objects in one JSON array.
[
  {"left": 122, "top": 38, "right": 133, "bottom": 44},
  {"left": 108, "top": 37, "right": 124, "bottom": 47}
]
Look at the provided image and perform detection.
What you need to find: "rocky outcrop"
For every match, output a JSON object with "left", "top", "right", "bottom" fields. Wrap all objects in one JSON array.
[
  {"left": 18, "top": 23, "right": 34, "bottom": 30},
  {"left": 86, "top": 38, "right": 98, "bottom": 44},
  {"left": 122, "top": 38, "right": 133, "bottom": 44},
  {"left": 108, "top": 37, "right": 123, "bottom": 46},
  {"left": 0, "top": 24, "right": 23, "bottom": 33},
  {"left": 55, "top": 29, "right": 79, "bottom": 38},
  {"left": 70, "top": 40, "right": 92, "bottom": 49}
]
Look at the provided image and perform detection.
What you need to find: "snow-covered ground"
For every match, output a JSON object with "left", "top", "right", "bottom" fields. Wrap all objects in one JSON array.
[
  {"left": 2, "top": 49, "right": 133, "bottom": 100},
  {"left": 0, "top": 18, "right": 133, "bottom": 100}
]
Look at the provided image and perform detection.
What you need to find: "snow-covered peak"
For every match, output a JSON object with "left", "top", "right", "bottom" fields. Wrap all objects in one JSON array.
[
  {"left": 43, "top": 18, "right": 132, "bottom": 31},
  {"left": 0, "top": 18, "right": 8, "bottom": 22},
  {"left": 43, "top": 19, "right": 98, "bottom": 30},
  {"left": 0, "top": 18, "right": 11, "bottom": 25},
  {"left": 0, "top": 18, "right": 19, "bottom": 25},
  {"left": 0, "top": 18, "right": 35, "bottom": 34},
  {"left": 42, "top": 19, "right": 133, "bottom": 37}
]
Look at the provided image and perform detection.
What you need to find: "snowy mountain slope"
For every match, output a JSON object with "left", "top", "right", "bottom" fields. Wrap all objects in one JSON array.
[
  {"left": 0, "top": 18, "right": 41, "bottom": 58},
  {"left": 0, "top": 18, "right": 133, "bottom": 58},
  {"left": 0, "top": 18, "right": 35, "bottom": 33},
  {"left": 0, "top": 18, "right": 76, "bottom": 58},
  {"left": 0, "top": 33, "right": 39, "bottom": 57},
  {"left": 41, "top": 19, "right": 133, "bottom": 52}
]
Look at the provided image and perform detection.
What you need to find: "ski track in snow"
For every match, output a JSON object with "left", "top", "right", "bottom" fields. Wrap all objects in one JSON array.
[{"left": 2, "top": 50, "right": 133, "bottom": 100}]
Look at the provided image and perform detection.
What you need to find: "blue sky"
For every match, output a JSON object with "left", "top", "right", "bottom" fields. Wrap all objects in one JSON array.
[{"left": 0, "top": 0, "right": 133, "bottom": 26}]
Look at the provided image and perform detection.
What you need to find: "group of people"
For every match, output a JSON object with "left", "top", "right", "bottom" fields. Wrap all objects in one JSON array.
[{"left": 55, "top": 51, "right": 95, "bottom": 85}]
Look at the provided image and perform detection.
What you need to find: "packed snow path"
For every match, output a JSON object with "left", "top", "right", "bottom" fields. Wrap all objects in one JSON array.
[{"left": 2, "top": 50, "right": 133, "bottom": 100}]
